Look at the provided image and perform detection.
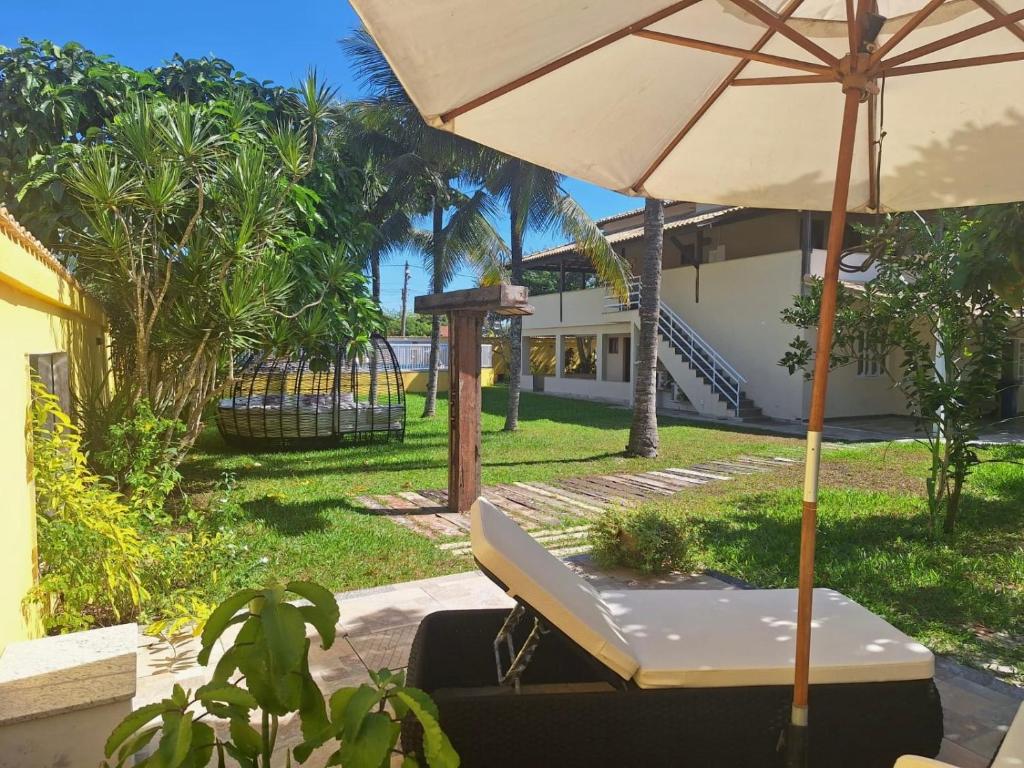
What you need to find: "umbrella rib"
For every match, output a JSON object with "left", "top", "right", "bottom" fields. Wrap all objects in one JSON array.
[
  {"left": 846, "top": 0, "right": 859, "bottom": 54},
  {"left": 437, "top": 0, "right": 704, "bottom": 124},
  {"left": 726, "top": 0, "right": 840, "bottom": 66},
  {"left": 867, "top": 0, "right": 947, "bottom": 66},
  {"left": 882, "top": 6, "right": 1024, "bottom": 68},
  {"left": 864, "top": 0, "right": 880, "bottom": 211},
  {"left": 970, "top": 0, "right": 1024, "bottom": 45},
  {"left": 632, "top": 30, "right": 831, "bottom": 73},
  {"left": 731, "top": 73, "right": 835, "bottom": 84},
  {"left": 867, "top": 89, "right": 879, "bottom": 210},
  {"left": 883, "top": 49, "right": 1024, "bottom": 75},
  {"left": 629, "top": 0, "right": 807, "bottom": 193}
]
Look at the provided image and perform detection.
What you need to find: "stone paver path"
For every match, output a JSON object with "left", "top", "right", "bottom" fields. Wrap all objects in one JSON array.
[
  {"left": 136, "top": 562, "right": 1021, "bottom": 767},
  {"left": 355, "top": 455, "right": 797, "bottom": 553}
]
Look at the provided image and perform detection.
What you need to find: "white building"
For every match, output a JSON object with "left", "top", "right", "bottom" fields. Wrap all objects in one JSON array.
[{"left": 519, "top": 202, "right": 912, "bottom": 422}]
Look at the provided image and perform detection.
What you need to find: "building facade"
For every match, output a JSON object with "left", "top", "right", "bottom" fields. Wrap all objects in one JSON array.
[{"left": 520, "top": 202, "right": 928, "bottom": 422}]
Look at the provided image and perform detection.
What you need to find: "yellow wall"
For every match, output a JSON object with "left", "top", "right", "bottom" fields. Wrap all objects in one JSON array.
[
  {"left": 0, "top": 209, "right": 109, "bottom": 652},
  {"left": 401, "top": 367, "right": 495, "bottom": 393}
]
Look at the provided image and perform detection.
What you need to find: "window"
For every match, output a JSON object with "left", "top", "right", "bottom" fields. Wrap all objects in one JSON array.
[
  {"left": 810, "top": 219, "right": 826, "bottom": 250},
  {"left": 29, "top": 352, "right": 71, "bottom": 414},
  {"left": 679, "top": 242, "right": 696, "bottom": 266},
  {"left": 855, "top": 333, "right": 883, "bottom": 378},
  {"left": 562, "top": 335, "right": 597, "bottom": 379},
  {"left": 526, "top": 336, "right": 556, "bottom": 376},
  {"left": 608, "top": 337, "right": 619, "bottom": 354}
]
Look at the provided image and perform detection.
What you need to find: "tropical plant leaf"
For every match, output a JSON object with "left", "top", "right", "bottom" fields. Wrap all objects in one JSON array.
[
  {"left": 337, "top": 712, "right": 400, "bottom": 768},
  {"left": 288, "top": 580, "right": 340, "bottom": 648},
  {"left": 105, "top": 701, "right": 176, "bottom": 757},
  {"left": 395, "top": 689, "right": 458, "bottom": 768},
  {"left": 155, "top": 710, "right": 194, "bottom": 768},
  {"left": 195, "top": 682, "right": 258, "bottom": 710},
  {"left": 229, "top": 717, "right": 263, "bottom": 758},
  {"left": 340, "top": 684, "right": 383, "bottom": 740},
  {"left": 199, "top": 588, "right": 258, "bottom": 664}
]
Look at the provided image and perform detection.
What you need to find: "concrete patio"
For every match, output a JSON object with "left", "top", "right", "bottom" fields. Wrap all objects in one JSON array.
[{"left": 136, "top": 563, "right": 1022, "bottom": 767}]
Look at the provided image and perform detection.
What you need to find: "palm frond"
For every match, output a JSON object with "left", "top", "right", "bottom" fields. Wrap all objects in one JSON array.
[
  {"left": 555, "top": 192, "right": 631, "bottom": 299},
  {"left": 341, "top": 29, "right": 409, "bottom": 104}
]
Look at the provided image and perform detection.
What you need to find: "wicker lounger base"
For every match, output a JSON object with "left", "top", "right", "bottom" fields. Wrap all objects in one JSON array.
[{"left": 402, "top": 609, "right": 943, "bottom": 768}]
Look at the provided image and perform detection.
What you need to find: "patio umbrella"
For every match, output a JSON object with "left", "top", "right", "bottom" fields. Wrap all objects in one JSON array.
[{"left": 348, "top": 0, "right": 1024, "bottom": 762}]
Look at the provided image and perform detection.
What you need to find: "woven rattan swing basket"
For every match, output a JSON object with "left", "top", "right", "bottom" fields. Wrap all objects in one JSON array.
[{"left": 216, "top": 333, "right": 406, "bottom": 449}]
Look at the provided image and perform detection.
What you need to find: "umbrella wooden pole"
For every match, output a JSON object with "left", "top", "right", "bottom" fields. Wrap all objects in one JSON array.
[{"left": 785, "top": 83, "right": 863, "bottom": 767}]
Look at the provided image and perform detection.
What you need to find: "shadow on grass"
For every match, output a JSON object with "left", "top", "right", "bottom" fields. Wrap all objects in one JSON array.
[
  {"left": 241, "top": 496, "right": 335, "bottom": 535},
  {"left": 691, "top": 483, "right": 1024, "bottom": 656}
]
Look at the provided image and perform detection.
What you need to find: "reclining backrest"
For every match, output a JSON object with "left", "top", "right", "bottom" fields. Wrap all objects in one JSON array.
[{"left": 471, "top": 497, "right": 638, "bottom": 681}]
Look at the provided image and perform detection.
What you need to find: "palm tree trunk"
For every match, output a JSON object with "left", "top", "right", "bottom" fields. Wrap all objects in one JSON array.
[
  {"left": 504, "top": 194, "right": 524, "bottom": 432},
  {"left": 626, "top": 198, "right": 663, "bottom": 458},
  {"left": 423, "top": 200, "right": 444, "bottom": 418},
  {"left": 371, "top": 254, "right": 381, "bottom": 305},
  {"left": 369, "top": 253, "right": 381, "bottom": 405}
]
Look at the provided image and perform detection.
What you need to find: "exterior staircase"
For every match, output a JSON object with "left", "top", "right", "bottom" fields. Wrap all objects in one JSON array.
[{"left": 607, "top": 280, "right": 763, "bottom": 420}]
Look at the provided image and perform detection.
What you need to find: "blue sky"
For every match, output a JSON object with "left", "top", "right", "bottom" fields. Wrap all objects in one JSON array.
[{"left": 3, "top": 0, "right": 640, "bottom": 311}]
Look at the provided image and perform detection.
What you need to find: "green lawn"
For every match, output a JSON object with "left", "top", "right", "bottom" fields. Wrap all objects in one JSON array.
[
  {"left": 638, "top": 441, "right": 1024, "bottom": 685},
  {"left": 182, "top": 388, "right": 1023, "bottom": 684},
  {"left": 182, "top": 387, "right": 801, "bottom": 596}
]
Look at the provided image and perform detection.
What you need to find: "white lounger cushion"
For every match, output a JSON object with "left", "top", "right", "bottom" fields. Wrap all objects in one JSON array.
[
  {"left": 471, "top": 498, "right": 934, "bottom": 689},
  {"left": 471, "top": 496, "right": 639, "bottom": 680},
  {"left": 602, "top": 588, "right": 934, "bottom": 688}
]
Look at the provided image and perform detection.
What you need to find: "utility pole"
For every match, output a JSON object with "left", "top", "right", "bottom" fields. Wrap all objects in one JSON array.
[{"left": 399, "top": 261, "right": 411, "bottom": 336}]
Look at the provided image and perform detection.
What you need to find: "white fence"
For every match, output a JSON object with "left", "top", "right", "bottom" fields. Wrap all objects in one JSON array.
[{"left": 391, "top": 341, "right": 493, "bottom": 371}]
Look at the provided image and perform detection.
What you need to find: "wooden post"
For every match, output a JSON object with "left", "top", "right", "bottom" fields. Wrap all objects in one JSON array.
[
  {"left": 415, "top": 285, "right": 533, "bottom": 513},
  {"left": 448, "top": 311, "right": 484, "bottom": 513}
]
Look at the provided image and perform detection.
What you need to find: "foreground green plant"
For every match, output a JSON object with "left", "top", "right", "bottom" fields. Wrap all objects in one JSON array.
[
  {"left": 590, "top": 506, "right": 691, "bottom": 575},
  {"left": 104, "top": 583, "right": 458, "bottom": 768}
]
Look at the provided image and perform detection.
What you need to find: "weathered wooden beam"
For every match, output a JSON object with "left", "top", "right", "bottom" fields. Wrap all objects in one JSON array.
[
  {"left": 448, "top": 311, "right": 483, "bottom": 513},
  {"left": 414, "top": 284, "right": 532, "bottom": 316},
  {"left": 414, "top": 286, "right": 533, "bottom": 514}
]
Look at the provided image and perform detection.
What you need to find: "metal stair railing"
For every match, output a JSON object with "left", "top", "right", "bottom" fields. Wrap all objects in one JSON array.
[{"left": 605, "top": 278, "right": 746, "bottom": 415}]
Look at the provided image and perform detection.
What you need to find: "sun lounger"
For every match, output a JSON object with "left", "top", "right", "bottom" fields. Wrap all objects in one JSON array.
[{"left": 401, "top": 498, "right": 944, "bottom": 767}]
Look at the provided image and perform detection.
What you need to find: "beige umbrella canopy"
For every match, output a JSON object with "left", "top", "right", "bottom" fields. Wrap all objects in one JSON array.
[
  {"left": 351, "top": 0, "right": 1024, "bottom": 211},
  {"left": 350, "top": 0, "right": 1024, "bottom": 763}
]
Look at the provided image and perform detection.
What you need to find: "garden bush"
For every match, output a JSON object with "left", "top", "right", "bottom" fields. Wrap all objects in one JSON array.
[
  {"left": 96, "top": 399, "right": 184, "bottom": 523},
  {"left": 28, "top": 381, "right": 146, "bottom": 632},
  {"left": 30, "top": 381, "right": 241, "bottom": 635},
  {"left": 590, "top": 506, "right": 692, "bottom": 575}
]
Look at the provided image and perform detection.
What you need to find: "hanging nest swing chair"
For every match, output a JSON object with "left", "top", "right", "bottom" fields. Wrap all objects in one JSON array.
[{"left": 216, "top": 333, "right": 406, "bottom": 449}]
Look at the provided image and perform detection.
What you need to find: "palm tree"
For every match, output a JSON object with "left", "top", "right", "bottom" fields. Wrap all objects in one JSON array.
[
  {"left": 343, "top": 30, "right": 506, "bottom": 417},
  {"left": 485, "top": 157, "right": 630, "bottom": 431},
  {"left": 626, "top": 199, "right": 664, "bottom": 458},
  {"left": 419, "top": 189, "right": 507, "bottom": 415}
]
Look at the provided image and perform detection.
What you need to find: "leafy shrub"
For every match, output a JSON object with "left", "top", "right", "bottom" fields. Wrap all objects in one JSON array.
[
  {"left": 96, "top": 400, "right": 184, "bottom": 523},
  {"left": 104, "top": 583, "right": 459, "bottom": 768},
  {"left": 590, "top": 507, "right": 692, "bottom": 575},
  {"left": 31, "top": 382, "right": 240, "bottom": 636},
  {"left": 142, "top": 472, "right": 245, "bottom": 638},
  {"left": 28, "top": 381, "right": 147, "bottom": 632}
]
